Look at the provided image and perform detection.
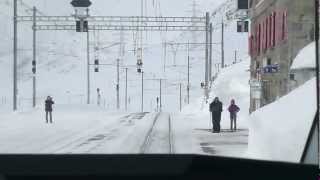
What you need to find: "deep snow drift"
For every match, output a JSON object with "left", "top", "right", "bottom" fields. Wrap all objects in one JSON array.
[
  {"left": 291, "top": 41, "right": 316, "bottom": 70},
  {"left": 246, "top": 77, "right": 317, "bottom": 163}
]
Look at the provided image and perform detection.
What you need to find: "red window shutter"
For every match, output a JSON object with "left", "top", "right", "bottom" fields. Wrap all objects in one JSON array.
[
  {"left": 275, "top": 11, "right": 279, "bottom": 45},
  {"left": 254, "top": 26, "right": 257, "bottom": 56},
  {"left": 263, "top": 19, "right": 266, "bottom": 51},
  {"left": 260, "top": 21, "right": 264, "bottom": 53},
  {"left": 271, "top": 12, "right": 276, "bottom": 47},
  {"left": 255, "top": 25, "right": 258, "bottom": 56},
  {"left": 264, "top": 19, "right": 267, "bottom": 51},
  {"left": 254, "top": 36, "right": 256, "bottom": 56},
  {"left": 280, "top": 12, "right": 285, "bottom": 41},
  {"left": 266, "top": 17, "right": 269, "bottom": 49},
  {"left": 269, "top": 15, "right": 272, "bottom": 48},
  {"left": 261, "top": 21, "right": 265, "bottom": 52},
  {"left": 263, "top": 20, "right": 266, "bottom": 51},
  {"left": 275, "top": 12, "right": 281, "bottom": 45},
  {"left": 249, "top": 36, "right": 253, "bottom": 56},
  {"left": 258, "top": 23, "right": 261, "bottom": 55}
]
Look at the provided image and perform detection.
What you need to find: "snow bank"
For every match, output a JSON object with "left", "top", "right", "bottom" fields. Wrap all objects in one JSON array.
[
  {"left": 291, "top": 42, "right": 316, "bottom": 70},
  {"left": 171, "top": 60, "right": 250, "bottom": 156},
  {"left": 247, "top": 77, "right": 317, "bottom": 163},
  {"left": 180, "top": 59, "right": 250, "bottom": 129}
]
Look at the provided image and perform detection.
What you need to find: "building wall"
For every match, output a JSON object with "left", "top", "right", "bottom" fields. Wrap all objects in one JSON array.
[
  {"left": 249, "top": 0, "right": 315, "bottom": 112},
  {"left": 289, "top": 68, "right": 316, "bottom": 91}
]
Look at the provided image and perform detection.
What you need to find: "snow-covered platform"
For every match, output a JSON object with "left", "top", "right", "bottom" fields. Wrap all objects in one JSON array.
[{"left": 194, "top": 128, "right": 248, "bottom": 157}]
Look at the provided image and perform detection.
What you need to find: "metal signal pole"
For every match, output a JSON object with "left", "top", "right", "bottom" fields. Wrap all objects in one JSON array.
[
  {"left": 234, "top": 50, "right": 237, "bottom": 64},
  {"left": 141, "top": 71, "right": 144, "bottom": 112},
  {"left": 160, "top": 79, "right": 162, "bottom": 112},
  {"left": 116, "top": 58, "right": 120, "bottom": 110},
  {"left": 205, "top": 12, "right": 209, "bottom": 87},
  {"left": 32, "top": 7, "right": 37, "bottom": 108},
  {"left": 179, "top": 83, "right": 182, "bottom": 112},
  {"left": 13, "top": 0, "right": 18, "bottom": 111},
  {"left": 187, "top": 41, "right": 190, "bottom": 104},
  {"left": 87, "top": 30, "right": 90, "bottom": 104},
  {"left": 125, "top": 68, "right": 128, "bottom": 111},
  {"left": 209, "top": 23, "right": 213, "bottom": 82},
  {"left": 221, "top": 20, "right": 225, "bottom": 69},
  {"left": 204, "top": 12, "right": 210, "bottom": 100}
]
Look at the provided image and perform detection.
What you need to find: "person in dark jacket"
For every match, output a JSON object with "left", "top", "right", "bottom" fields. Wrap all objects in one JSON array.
[
  {"left": 209, "top": 97, "right": 223, "bottom": 133},
  {"left": 228, "top": 99, "right": 240, "bottom": 131},
  {"left": 45, "top": 96, "right": 55, "bottom": 123}
]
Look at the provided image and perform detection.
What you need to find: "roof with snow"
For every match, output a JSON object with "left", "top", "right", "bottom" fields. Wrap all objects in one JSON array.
[{"left": 290, "top": 42, "right": 316, "bottom": 70}]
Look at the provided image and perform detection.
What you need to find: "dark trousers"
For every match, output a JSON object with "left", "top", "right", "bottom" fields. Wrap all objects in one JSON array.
[
  {"left": 46, "top": 111, "right": 53, "bottom": 123},
  {"left": 230, "top": 113, "right": 237, "bottom": 131},
  {"left": 212, "top": 112, "right": 221, "bottom": 132}
]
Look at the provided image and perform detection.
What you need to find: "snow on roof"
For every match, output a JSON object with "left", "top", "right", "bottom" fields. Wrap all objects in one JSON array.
[
  {"left": 290, "top": 42, "right": 316, "bottom": 70},
  {"left": 246, "top": 77, "right": 317, "bottom": 163}
]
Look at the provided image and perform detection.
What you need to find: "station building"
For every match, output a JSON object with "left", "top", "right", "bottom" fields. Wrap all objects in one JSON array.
[{"left": 248, "top": 0, "right": 315, "bottom": 112}]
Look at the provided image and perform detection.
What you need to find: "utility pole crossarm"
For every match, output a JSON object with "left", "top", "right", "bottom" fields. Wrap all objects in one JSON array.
[
  {"left": 17, "top": 16, "right": 206, "bottom": 23},
  {"left": 33, "top": 25, "right": 207, "bottom": 32}
]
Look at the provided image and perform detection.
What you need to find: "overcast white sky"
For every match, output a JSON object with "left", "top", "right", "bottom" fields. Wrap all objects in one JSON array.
[{"left": 21, "top": 0, "right": 218, "bottom": 16}]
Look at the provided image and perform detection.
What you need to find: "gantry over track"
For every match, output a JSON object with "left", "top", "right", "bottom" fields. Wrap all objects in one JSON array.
[
  {"left": 17, "top": 15, "right": 207, "bottom": 31},
  {"left": 14, "top": 10, "right": 213, "bottom": 110}
]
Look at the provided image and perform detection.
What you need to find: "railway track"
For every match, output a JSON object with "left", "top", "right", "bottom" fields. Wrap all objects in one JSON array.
[{"left": 140, "top": 113, "right": 174, "bottom": 154}]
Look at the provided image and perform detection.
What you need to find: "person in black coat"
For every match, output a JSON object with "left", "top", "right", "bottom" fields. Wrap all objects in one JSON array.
[
  {"left": 45, "top": 96, "right": 55, "bottom": 123},
  {"left": 209, "top": 97, "right": 223, "bottom": 133}
]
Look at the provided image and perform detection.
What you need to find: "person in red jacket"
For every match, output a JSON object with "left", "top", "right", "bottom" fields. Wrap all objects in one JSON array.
[{"left": 228, "top": 99, "right": 240, "bottom": 132}]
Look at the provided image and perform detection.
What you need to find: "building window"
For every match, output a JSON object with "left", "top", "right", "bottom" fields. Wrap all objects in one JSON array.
[
  {"left": 267, "top": 58, "right": 272, "bottom": 65},
  {"left": 290, "top": 74, "right": 295, "bottom": 81}
]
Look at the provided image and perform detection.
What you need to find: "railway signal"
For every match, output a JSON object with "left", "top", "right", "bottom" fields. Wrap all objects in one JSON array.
[{"left": 94, "top": 59, "right": 99, "bottom": 72}]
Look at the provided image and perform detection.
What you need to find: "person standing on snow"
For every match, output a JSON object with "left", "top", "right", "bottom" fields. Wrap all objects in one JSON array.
[
  {"left": 228, "top": 99, "right": 240, "bottom": 131},
  {"left": 45, "top": 96, "right": 55, "bottom": 124},
  {"left": 209, "top": 97, "right": 223, "bottom": 133}
]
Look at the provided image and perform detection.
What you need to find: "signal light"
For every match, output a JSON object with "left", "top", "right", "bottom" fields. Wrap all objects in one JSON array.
[
  {"left": 76, "top": 20, "right": 88, "bottom": 32},
  {"left": 32, "top": 61, "right": 36, "bottom": 74},
  {"left": 32, "top": 67, "right": 36, "bottom": 74},
  {"left": 94, "top": 59, "right": 99, "bottom": 65}
]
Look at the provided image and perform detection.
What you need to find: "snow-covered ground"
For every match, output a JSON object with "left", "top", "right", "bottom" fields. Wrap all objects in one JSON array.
[
  {"left": 246, "top": 78, "right": 317, "bottom": 163},
  {"left": 0, "top": 0, "right": 251, "bottom": 156},
  {"left": 0, "top": 59, "right": 250, "bottom": 156},
  {"left": 172, "top": 59, "right": 250, "bottom": 157},
  {"left": 0, "top": 105, "right": 170, "bottom": 154},
  {"left": 0, "top": 0, "right": 316, "bottom": 164}
]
